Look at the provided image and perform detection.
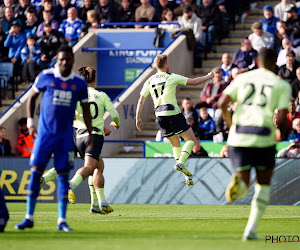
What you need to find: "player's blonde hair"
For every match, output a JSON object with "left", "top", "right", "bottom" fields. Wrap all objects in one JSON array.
[{"left": 154, "top": 54, "right": 168, "bottom": 69}]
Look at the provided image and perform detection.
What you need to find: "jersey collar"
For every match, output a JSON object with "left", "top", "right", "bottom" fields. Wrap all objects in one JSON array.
[{"left": 53, "top": 67, "right": 75, "bottom": 81}]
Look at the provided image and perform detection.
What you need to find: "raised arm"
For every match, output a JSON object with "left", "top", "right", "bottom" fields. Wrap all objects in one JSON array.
[
  {"left": 186, "top": 72, "right": 214, "bottom": 86},
  {"left": 81, "top": 101, "right": 93, "bottom": 151}
]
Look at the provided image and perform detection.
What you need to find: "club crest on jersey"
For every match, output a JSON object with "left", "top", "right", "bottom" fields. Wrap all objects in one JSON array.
[
  {"left": 71, "top": 84, "right": 77, "bottom": 91},
  {"left": 61, "top": 82, "right": 67, "bottom": 89},
  {"left": 50, "top": 82, "right": 55, "bottom": 87}
]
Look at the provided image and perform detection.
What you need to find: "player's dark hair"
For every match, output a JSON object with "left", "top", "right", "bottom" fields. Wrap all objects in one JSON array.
[
  {"left": 78, "top": 66, "right": 96, "bottom": 83},
  {"left": 258, "top": 48, "right": 277, "bottom": 70},
  {"left": 56, "top": 45, "right": 74, "bottom": 57}
]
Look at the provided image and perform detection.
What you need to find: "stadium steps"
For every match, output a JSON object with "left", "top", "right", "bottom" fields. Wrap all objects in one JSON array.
[{"left": 0, "top": 83, "right": 31, "bottom": 115}]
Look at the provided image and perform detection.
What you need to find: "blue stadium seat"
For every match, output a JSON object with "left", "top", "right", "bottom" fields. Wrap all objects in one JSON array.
[{"left": 0, "top": 62, "right": 14, "bottom": 106}]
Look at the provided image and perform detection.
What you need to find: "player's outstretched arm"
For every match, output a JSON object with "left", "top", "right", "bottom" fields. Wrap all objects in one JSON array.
[
  {"left": 218, "top": 94, "right": 233, "bottom": 129},
  {"left": 186, "top": 72, "right": 214, "bottom": 86},
  {"left": 27, "top": 89, "right": 39, "bottom": 136},
  {"left": 103, "top": 92, "right": 120, "bottom": 129},
  {"left": 136, "top": 95, "right": 146, "bottom": 132}
]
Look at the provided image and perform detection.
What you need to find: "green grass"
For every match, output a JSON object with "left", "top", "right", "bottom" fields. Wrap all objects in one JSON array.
[{"left": 1, "top": 204, "right": 300, "bottom": 250}]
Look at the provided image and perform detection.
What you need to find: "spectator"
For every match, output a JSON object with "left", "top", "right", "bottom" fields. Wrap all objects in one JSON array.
[
  {"left": 36, "top": 0, "right": 54, "bottom": 22},
  {"left": 21, "top": 35, "right": 41, "bottom": 84},
  {"left": 286, "top": 6, "right": 300, "bottom": 37},
  {"left": 292, "top": 68, "right": 300, "bottom": 99},
  {"left": 181, "top": 97, "right": 198, "bottom": 127},
  {"left": 278, "top": 50, "right": 300, "bottom": 83},
  {"left": 94, "top": 0, "right": 119, "bottom": 24},
  {"left": 173, "top": 0, "right": 197, "bottom": 19},
  {"left": 295, "top": 90, "right": 300, "bottom": 112},
  {"left": 116, "top": 0, "right": 135, "bottom": 26},
  {"left": 274, "top": 20, "right": 289, "bottom": 53},
  {"left": 23, "top": 7, "right": 39, "bottom": 37},
  {"left": 158, "top": 8, "right": 178, "bottom": 30},
  {"left": 78, "top": 0, "right": 93, "bottom": 23},
  {"left": 0, "top": 0, "right": 17, "bottom": 20},
  {"left": 37, "top": 20, "right": 66, "bottom": 69},
  {"left": 276, "top": 37, "right": 300, "bottom": 67},
  {"left": 184, "top": 113, "right": 208, "bottom": 157},
  {"left": 0, "top": 126, "right": 13, "bottom": 156},
  {"left": 0, "top": 22, "right": 8, "bottom": 62},
  {"left": 277, "top": 141, "right": 300, "bottom": 158},
  {"left": 273, "top": 109, "right": 285, "bottom": 141},
  {"left": 274, "top": 0, "right": 295, "bottom": 22},
  {"left": 219, "top": 144, "right": 229, "bottom": 157},
  {"left": 194, "top": 67, "right": 227, "bottom": 110},
  {"left": 53, "top": 0, "right": 75, "bottom": 24},
  {"left": 220, "top": 52, "right": 237, "bottom": 83},
  {"left": 81, "top": 9, "right": 100, "bottom": 36},
  {"left": 178, "top": 5, "right": 202, "bottom": 48},
  {"left": 232, "top": 37, "right": 258, "bottom": 72},
  {"left": 4, "top": 20, "right": 26, "bottom": 80},
  {"left": 248, "top": 21, "right": 274, "bottom": 53},
  {"left": 1, "top": 7, "right": 22, "bottom": 35},
  {"left": 32, "top": 0, "right": 43, "bottom": 12},
  {"left": 287, "top": 117, "right": 300, "bottom": 141},
  {"left": 198, "top": 106, "right": 216, "bottom": 140},
  {"left": 135, "top": 0, "right": 154, "bottom": 23},
  {"left": 134, "top": 17, "right": 150, "bottom": 29},
  {"left": 287, "top": 100, "right": 300, "bottom": 134},
  {"left": 197, "top": 0, "right": 221, "bottom": 53},
  {"left": 260, "top": 5, "right": 279, "bottom": 34},
  {"left": 14, "top": 0, "right": 32, "bottom": 23},
  {"left": 16, "top": 117, "right": 35, "bottom": 157},
  {"left": 151, "top": 0, "right": 176, "bottom": 22},
  {"left": 59, "top": 7, "right": 83, "bottom": 46},
  {"left": 36, "top": 10, "right": 59, "bottom": 38}
]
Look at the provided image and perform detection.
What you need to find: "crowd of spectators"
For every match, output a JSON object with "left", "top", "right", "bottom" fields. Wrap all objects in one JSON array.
[{"left": 0, "top": 0, "right": 255, "bottom": 85}]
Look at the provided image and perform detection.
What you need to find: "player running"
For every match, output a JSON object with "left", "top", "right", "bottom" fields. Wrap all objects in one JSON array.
[
  {"left": 41, "top": 66, "right": 120, "bottom": 215},
  {"left": 136, "top": 54, "right": 214, "bottom": 186},
  {"left": 218, "top": 48, "right": 290, "bottom": 241},
  {"left": 15, "top": 45, "right": 93, "bottom": 232}
]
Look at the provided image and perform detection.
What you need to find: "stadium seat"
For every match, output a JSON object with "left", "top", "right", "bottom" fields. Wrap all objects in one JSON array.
[{"left": 0, "top": 62, "right": 14, "bottom": 106}]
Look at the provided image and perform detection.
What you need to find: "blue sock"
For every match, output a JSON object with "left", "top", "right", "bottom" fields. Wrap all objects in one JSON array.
[
  {"left": 57, "top": 173, "right": 69, "bottom": 220},
  {"left": 26, "top": 168, "right": 43, "bottom": 217},
  {"left": 0, "top": 187, "right": 9, "bottom": 223}
]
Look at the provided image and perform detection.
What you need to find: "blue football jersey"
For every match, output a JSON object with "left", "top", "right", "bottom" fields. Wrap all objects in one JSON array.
[{"left": 32, "top": 67, "right": 88, "bottom": 137}]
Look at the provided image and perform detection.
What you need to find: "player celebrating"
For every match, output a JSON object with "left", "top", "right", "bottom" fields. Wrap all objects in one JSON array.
[
  {"left": 136, "top": 54, "right": 214, "bottom": 186},
  {"left": 41, "top": 66, "right": 120, "bottom": 214},
  {"left": 15, "top": 45, "right": 93, "bottom": 232},
  {"left": 218, "top": 48, "right": 290, "bottom": 241}
]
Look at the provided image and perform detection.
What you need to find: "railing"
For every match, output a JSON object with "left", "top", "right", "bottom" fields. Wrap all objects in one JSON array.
[
  {"left": 100, "top": 22, "right": 180, "bottom": 29},
  {"left": 104, "top": 140, "right": 146, "bottom": 157}
]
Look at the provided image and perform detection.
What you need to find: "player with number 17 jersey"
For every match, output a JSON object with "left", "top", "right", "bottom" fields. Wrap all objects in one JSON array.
[{"left": 140, "top": 72, "right": 188, "bottom": 117}]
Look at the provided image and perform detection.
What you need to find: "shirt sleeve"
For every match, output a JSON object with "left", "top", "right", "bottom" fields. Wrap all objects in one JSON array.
[
  {"left": 140, "top": 79, "right": 150, "bottom": 97},
  {"left": 102, "top": 92, "right": 120, "bottom": 126},
  {"left": 222, "top": 78, "right": 239, "bottom": 101},
  {"left": 277, "top": 80, "right": 291, "bottom": 110},
  {"left": 32, "top": 72, "right": 46, "bottom": 93},
  {"left": 170, "top": 74, "right": 188, "bottom": 86}
]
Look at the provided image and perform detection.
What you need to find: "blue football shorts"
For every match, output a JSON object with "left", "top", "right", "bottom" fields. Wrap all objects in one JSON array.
[{"left": 30, "top": 132, "right": 74, "bottom": 171}]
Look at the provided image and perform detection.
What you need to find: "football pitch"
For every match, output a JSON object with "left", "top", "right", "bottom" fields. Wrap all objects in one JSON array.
[{"left": 1, "top": 204, "right": 300, "bottom": 250}]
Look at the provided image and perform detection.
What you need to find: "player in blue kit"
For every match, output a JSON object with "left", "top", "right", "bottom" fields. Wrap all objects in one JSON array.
[
  {"left": 0, "top": 187, "right": 9, "bottom": 233},
  {"left": 15, "top": 45, "right": 93, "bottom": 232}
]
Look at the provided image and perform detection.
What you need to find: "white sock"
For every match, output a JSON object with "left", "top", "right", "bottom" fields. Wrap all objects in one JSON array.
[
  {"left": 244, "top": 184, "right": 270, "bottom": 235},
  {"left": 43, "top": 168, "right": 57, "bottom": 183},
  {"left": 25, "top": 214, "right": 33, "bottom": 221},
  {"left": 57, "top": 218, "right": 66, "bottom": 225}
]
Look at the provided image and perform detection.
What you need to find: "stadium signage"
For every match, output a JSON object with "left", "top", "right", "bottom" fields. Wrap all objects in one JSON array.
[
  {"left": 97, "top": 31, "right": 173, "bottom": 87},
  {"left": 0, "top": 170, "right": 56, "bottom": 201},
  {"left": 265, "top": 235, "right": 300, "bottom": 243}
]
